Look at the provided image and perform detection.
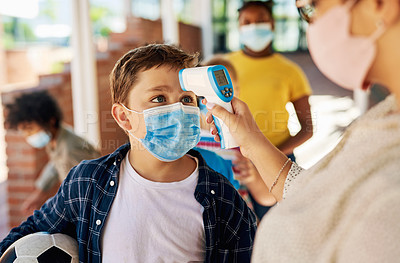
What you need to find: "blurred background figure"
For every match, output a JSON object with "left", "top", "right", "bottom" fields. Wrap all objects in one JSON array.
[
  {"left": 226, "top": 1, "right": 313, "bottom": 218},
  {"left": 5, "top": 91, "right": 100, "bottom": 215},
  {"left": 228, "top": 0, "right": 313, "bottom": 160}
]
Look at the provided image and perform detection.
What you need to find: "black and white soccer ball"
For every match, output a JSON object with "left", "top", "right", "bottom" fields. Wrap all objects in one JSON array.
[{"left": 0, "top": 232, "right": 78, "bottom": 263}]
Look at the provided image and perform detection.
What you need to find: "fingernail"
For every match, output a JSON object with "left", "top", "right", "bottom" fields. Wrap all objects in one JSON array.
[{"left": 206, "top": 102, "right": 215, "bottom": 110}]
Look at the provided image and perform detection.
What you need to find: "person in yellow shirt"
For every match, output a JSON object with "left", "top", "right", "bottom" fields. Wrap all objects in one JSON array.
[
  {"left": 227, "top": 1, "right": 313, "bottom": 159},
  {"left": 227, "top": 1, "right": 313, "bottom": 219}
]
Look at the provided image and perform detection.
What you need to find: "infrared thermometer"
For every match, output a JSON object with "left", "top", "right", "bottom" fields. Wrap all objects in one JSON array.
[{"left": 179, "top": 65, "right": 238, "bottom": 149}]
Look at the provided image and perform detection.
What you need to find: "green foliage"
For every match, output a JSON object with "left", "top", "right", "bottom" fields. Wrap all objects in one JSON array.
[
  {"left": 90, "top": 6, "right": 109, "bottom": 23},
  {"left": 2, "top": 34, "right": 15, "bottom": 49},
  {"left": 99, "top": 26, "right": 111, "bottom": 37},
  {"left": 2, "top": 19, "right": 36, "bottom": 49},
  {"left": 90, "top": 6, "right": 112, "bottom": 37}
]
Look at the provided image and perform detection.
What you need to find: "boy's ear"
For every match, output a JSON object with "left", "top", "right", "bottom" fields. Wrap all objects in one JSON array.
[
  {"left": 375, "top": 0, "right": 400, "bottom": 26},
  {"left": 111, "top": 103, "right": 132, "bottom": 131}
]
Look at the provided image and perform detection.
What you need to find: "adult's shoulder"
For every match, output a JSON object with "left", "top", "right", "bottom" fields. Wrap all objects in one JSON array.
[{"left": 58, "top": 125, "right": 99, "bottom": 153}]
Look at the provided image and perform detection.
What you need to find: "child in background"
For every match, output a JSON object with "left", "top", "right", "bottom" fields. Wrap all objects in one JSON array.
[
  {"left": 196, "top": 55, "right": 277, "bottom": 218},
  {"left": 0, "top": 44, "right": 256, "bottom": 263},
  {"left": 5, "top": 91, "right": 100, "bottom": 215}
]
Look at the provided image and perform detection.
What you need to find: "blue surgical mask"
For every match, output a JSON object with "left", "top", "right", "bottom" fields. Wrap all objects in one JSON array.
[
  {"left": 122, "top": 102, "right": 201, "bottom": 162},
  {"left": 239, "top": 23, "right": 274, "bottom": 52},
  {"left": 26, "top": 130, "right": 51, "bottom": 148}
]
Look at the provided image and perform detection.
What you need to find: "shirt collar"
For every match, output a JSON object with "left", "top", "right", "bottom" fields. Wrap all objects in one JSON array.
[{"left": 107, "top": 145, "right": 218, "bottom": 197}]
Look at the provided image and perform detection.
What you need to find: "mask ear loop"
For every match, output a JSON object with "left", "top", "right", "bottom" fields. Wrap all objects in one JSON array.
[
  {"left": 120, "top": 104, "right": 144, "bottom": 141},
  {"left": 370, "top": 19, "right": 386, "bottom": 41},
  {"left": 344, "top": 0, "right": 386, "bottom": 41},
  {"left": 120, "top": 104, "right": 143, "bottom": 114}
]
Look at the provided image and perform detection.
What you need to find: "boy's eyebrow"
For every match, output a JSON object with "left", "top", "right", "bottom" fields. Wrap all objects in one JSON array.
[{"left": 144, "top": 85, "right": 173, "bottom": 93}]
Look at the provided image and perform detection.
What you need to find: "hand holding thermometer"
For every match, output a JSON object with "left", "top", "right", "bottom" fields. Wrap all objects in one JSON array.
[{"left": 179, "top": 65, "right": 239, "bottom": 149}]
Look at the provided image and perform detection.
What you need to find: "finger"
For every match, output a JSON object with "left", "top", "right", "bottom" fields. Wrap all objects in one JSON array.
[
  {"left": 206, "top": 112, "right": 213, "bottom": 123},
  {"left": 205, "top": 101, "right": 234, "bottom": 122},
  {"left": 210, "top": 126, "right": 218, "bottom": 135}
]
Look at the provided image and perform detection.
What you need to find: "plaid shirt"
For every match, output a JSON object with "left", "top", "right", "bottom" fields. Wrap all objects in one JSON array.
[{"left": 0, "top": 144, "right": 257, "bottom": 262}]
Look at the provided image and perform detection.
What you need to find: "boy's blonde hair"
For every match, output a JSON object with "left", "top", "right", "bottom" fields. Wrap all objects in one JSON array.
[{"left": 110, "top": 44, "right": 199, "bottom": 104}]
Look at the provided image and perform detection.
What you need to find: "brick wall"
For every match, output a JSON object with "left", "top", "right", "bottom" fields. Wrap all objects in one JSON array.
[
  {"left": 5, "top": 50, "right": 37, "bottom": 84},
  {"left": 110, "top": 17, "right": 202, "bottom": 55},
  {"left": 1, "top": 18, "right": 202, "bottom": 228}
]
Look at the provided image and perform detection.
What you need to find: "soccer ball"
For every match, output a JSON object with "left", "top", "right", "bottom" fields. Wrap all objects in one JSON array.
[{"left": 0, "top": 232, "right": 78, "bottom": 263}]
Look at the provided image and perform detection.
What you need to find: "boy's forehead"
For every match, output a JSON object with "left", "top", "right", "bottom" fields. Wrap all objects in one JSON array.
[
  {"left": 135, "top": 65, "right": 181, "bottom": 84},
  {"left": 136, "top": 65, "right": 183, "bottom": 79}
]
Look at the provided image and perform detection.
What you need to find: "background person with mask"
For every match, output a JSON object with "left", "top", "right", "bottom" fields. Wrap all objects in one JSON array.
[
  {"left": 205, "top": 0, "right": 400, "bottom": 261},
  {"left": 5, "top": 91, "right": 100, "bottom": 215},
  {"left": 227, "top": 0, "right": 313, "bottom": 219}
]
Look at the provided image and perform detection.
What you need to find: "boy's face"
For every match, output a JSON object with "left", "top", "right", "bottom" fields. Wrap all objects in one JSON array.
[
  {"left": 239, "top": 6, "right": 274, "bottom": 29},
  {"left": 114, "top": 65, "right": 197, "bottom": 138}
]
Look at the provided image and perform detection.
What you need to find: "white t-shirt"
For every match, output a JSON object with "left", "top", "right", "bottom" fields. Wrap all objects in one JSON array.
[{"left": 101, "top": 152, "right": 205, "bottom": 263}]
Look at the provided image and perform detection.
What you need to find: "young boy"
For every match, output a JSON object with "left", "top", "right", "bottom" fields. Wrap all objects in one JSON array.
[{"left": 0, "top": 44, "right": 257, "bottom": 262}]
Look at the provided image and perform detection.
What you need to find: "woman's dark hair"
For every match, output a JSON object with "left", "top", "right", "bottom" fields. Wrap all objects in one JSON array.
[
  {"left": 238, "top": 1, "right": 274, "bottom": 16},
  {"left": 5, "top": 90, "right": 63, "bottom": 130}
]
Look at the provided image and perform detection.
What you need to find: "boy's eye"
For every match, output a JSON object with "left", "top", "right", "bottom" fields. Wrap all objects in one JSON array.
[
  {"left": 151, "top": 95, "right": 166, "bottom": 103},
  {"left": 181, "top": 96, "right": 194, "bottom": 104}
]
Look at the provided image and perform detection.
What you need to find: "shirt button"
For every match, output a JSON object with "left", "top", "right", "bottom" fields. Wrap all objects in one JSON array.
[
  {"left": 96, "top": 220, "right": 101, "bottom": 226},
  {"left": 113, "top": 161, "right": 117, "bottom": 165},
  {"left": 211, "top": 190, "right": 215, "bottom": 195},
  {"left": 110, "top": 181, "right": 115, "bottom": 187}
]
